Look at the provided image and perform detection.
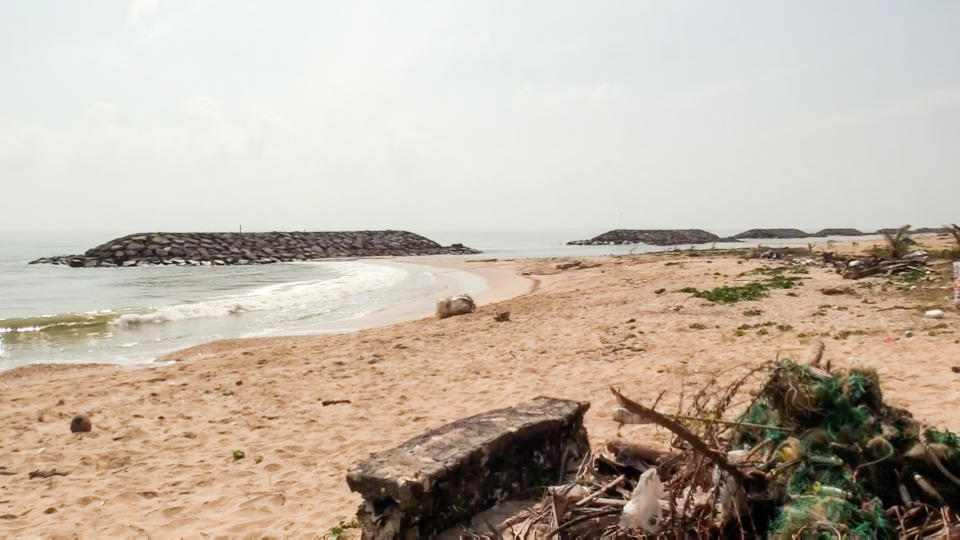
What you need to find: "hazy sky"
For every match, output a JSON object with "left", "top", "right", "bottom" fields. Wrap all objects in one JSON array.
[{"left": 1, "top": 1, "right": 958, "bottom": 234}]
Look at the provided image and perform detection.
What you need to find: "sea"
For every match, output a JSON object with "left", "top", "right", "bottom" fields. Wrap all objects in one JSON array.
[{"left": 0, "top": 229, "right": 871, "bottom": 372}]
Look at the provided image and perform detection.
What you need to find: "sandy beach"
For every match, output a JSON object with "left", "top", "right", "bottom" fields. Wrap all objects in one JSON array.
[{"left": 1, "top": 238, "right": 959, "bottom": 537}]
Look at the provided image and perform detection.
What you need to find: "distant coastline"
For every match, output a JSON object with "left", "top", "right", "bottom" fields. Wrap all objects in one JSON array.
[{"left": 568, "top": 226, "right": 948, "bottom": 246}]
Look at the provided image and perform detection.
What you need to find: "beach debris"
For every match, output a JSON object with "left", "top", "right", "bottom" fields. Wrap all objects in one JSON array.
[
  {"left": 232, "top": 450, "right": 245, "bottom": 461},
  {"left": 654, "top": 288, "right": 666, "bottom": 294},
  {"left": 925, "top": 309, "right": 946, "bottom": 319},
  {"left": 821, "top": 286, "right": 857, "bottom": 296},
  {"left": 321, "top": 399, "right": 351, "bottom": 406},
  {"left": 28, "top": 469, "right": 69, "bottom": 479},
  {"left": 619, "top": 468, "right": 665, "bottom": 534},
  {"left": 435, "top": 294, "right": 476, "bottom": 319},
  {"left": 504, "top": 345, "right": 960, "bottom": 537},
  {"left": 345, "top": 396, "right": 589, "bottom": 539},
  {"left": 555, "top": 260, "right": 584, "bottom": 270},
  {"left": 493, "top": 309, "right": 511, "bottom": 322},
  {"left": 803, "top": 339, "right": 825, "bottom": 367},
  {"left": 69, "top": 414, "right": 92, "bottom": 433}
]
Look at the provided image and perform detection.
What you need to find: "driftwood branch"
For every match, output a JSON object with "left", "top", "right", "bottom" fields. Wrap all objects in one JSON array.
[
  {"left": 804, "top": 340, "right": 825, "bottom": 367},
  {"left": 610, "top": 387, "right": 749, "bottom": 485}
]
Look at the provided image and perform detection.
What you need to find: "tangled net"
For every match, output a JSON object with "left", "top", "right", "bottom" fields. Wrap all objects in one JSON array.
[{"left": 503, "top": 348, "right": 960, "bottom": 538}]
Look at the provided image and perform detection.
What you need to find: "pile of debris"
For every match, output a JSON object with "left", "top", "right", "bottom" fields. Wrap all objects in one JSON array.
[
  {"left": 505, "top": 344, "right": 960, "bottom": 538},
  {"left": 823, "top": 251, "right": 930, "bottom": 280}
]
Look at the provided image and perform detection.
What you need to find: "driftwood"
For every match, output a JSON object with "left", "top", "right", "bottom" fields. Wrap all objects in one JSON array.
[
  {"left": 610, "top": 387, "right": 749, "bottom": 485},
  {"left": 803, "top": 339, "right": 825, "bottom": 367},
  {"left": 28, "top": 469, "right": 69, "bottom": 479},
  {"left": 606, "top": 438, "right": 666, "bottom": 466},
  {"left": 842, "top": 256, "right": 927, "bottom": 279}
]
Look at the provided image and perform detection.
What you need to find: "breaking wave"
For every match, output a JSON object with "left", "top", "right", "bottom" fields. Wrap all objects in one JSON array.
[{"left": 1, "top": 261, "right": 409, "bottom": 337}]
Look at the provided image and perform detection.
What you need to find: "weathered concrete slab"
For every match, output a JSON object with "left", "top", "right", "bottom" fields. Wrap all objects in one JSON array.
[{"left": 346, "top": 396, "right": 590, "bottom": 539}]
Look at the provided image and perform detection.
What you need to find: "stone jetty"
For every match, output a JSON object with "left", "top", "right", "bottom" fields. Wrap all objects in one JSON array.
[
  {"left": 813, "top": 228, "right": 865, "bottom": 237},
  {"left": 732, "top": 228, "right": 810, "bottom": 239},
  {"left": 567, "top": 229, "right": 731, "bottom": 246},
  {"left": 29, "top": 231, "right": 480, "bottom": 268}
]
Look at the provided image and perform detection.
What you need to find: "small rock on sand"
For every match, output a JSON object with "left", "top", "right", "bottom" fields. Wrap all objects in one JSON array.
[
  {"left": 70, "top": 414, "right": 92, "bottom": 433},
  {"left": 436, "top": 294, "right": 476, "bottom": 319}
]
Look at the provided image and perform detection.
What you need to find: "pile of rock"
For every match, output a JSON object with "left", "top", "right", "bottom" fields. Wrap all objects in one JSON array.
[
  {"left": 567, "top": 229, "right": 730, "bottom": 246},
  {"left": 732, "top": 228, "right": 810, "bottom": 239},
  {"left": 812, "top": 228, "right": 865, "bottom": 237},
  {"left": 29, "top": 231, "right": 480, "bottom": 268}
]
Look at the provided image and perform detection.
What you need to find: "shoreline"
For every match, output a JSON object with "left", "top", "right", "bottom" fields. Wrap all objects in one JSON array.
[
  {"left": 158, "top": 256, "right": 533, "bottom": 365},
  {"left": 0, "top": 256, "right": 533, "bottom": 377}
]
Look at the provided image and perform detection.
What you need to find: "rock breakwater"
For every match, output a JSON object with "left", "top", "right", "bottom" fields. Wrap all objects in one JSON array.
[
  {"left": 812, "top": 228, "right": 865, "bottom": 237},
  {"left": 30, "top": 231, "right": 480, "bottom": 268},
  {"left": 567, "top": 229, "right": 732, "bottom": 246},
  {"left": 733, "top": 228, "right": 810, "bottom": 239}
]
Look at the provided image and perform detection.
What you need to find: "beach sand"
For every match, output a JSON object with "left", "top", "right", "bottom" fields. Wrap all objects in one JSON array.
[{"left": 1, "top": 238, "right": 959, "bottom": 537}]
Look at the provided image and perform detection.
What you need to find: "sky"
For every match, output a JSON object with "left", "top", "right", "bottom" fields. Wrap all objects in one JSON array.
[{"left": 1, "top": 1, "right": 959, "bottom": 234}]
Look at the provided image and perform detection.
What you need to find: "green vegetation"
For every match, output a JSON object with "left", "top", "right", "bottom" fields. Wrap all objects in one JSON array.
[
  {"left": 834, "top": 329, "right": 869, "bottom": 340},
  {"left": 743, "top": 308, "right": 763, "bottom": 317},
  {"left": 688, "top": 323, "right": 706, "bottom": 330},
  {"left": 232, "top": 450, "right": 245, "bottom": 461},
  {"left": 735, "top": 321, "right": 782, "bottom": 336},
  {"left": 895, "top": 268, "right": 926, "bottom": 283},
  {"left": 329, "top": 519, "right": 360, "bottom": 540},
  {"left": 882, "top": 224, "right": 914, "bottom": 258},
  {"left": 681, "top": 275, "right": 800, "bottom": 304}
]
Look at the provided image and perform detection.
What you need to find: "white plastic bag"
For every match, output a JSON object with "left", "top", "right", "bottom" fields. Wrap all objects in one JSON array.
[{"left": 620, "top": 467, "right": 664, "bottom": 534}]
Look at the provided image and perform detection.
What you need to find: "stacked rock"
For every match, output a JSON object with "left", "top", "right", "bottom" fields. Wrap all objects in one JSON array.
[{"left": 30, "top": 231, "right": 480, "bottom": 268}]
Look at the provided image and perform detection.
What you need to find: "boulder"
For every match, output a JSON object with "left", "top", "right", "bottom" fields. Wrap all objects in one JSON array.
[
  {"left": 346, "top": 397, "right": 590, "bottom": 539},
  {"left": 436, "top": 294, "right": 476, "bottom": 319},
  {"left": 70, "top": 414, "right": 92, "bottom": 433}
]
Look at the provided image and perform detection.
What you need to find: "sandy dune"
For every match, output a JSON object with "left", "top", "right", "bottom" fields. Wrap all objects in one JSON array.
[{"left": 1, "top": 240, "right": 959, "bottom": 537}]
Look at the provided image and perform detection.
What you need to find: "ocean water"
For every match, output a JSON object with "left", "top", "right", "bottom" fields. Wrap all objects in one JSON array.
[
  {"left": 0, "top": 229, "right": 875, "bottom": 371},
  {"left": 0, "top": 231, "right": 477, "bottom": 371}
]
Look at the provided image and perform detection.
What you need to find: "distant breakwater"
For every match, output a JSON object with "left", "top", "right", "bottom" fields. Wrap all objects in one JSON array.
[
  {"left": 568, "top": 227, "right": 949, "bottom": 246},
  {"left": 30, "top": 231, "right": 480, "bottom": 268}
]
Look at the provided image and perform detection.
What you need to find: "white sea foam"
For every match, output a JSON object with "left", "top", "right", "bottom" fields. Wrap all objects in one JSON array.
[{"left": 110, "top": 261, "right": 408, "bottom": 328}]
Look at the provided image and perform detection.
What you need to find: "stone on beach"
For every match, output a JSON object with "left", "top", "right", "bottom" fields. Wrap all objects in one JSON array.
[
  {"left": 435, "top": 294, "right": 476, "bottom": 319},
  {"left": 69, "top": 414, "right": 92, "bottom": 433},
  {"left": 345, "top": 396, "right": 590, "bottom": 539}
]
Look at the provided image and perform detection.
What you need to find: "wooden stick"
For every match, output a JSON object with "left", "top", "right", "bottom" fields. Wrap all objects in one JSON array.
[
  {"left": 611, "top": 387, "right": 749, "bottom": 485},
  {"left": 804, "top": 340, "right": 825, "bottom": 367},
  {"left": 574, "top": 474, "right": 625, "bottom": 508},
  {"left": 546, "top": 509, "right": 620, "bottom": 537},
  {"left": 612, "top": 407, "right": 791, "bottom": 432}
]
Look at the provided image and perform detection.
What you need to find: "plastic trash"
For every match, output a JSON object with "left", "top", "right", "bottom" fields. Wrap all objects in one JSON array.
[
  {"left": 925, "top": 309, "right": 945, "bottom": 319},
  {"left": 620, "top": 467, "right": 665, "bottom": 534}
]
